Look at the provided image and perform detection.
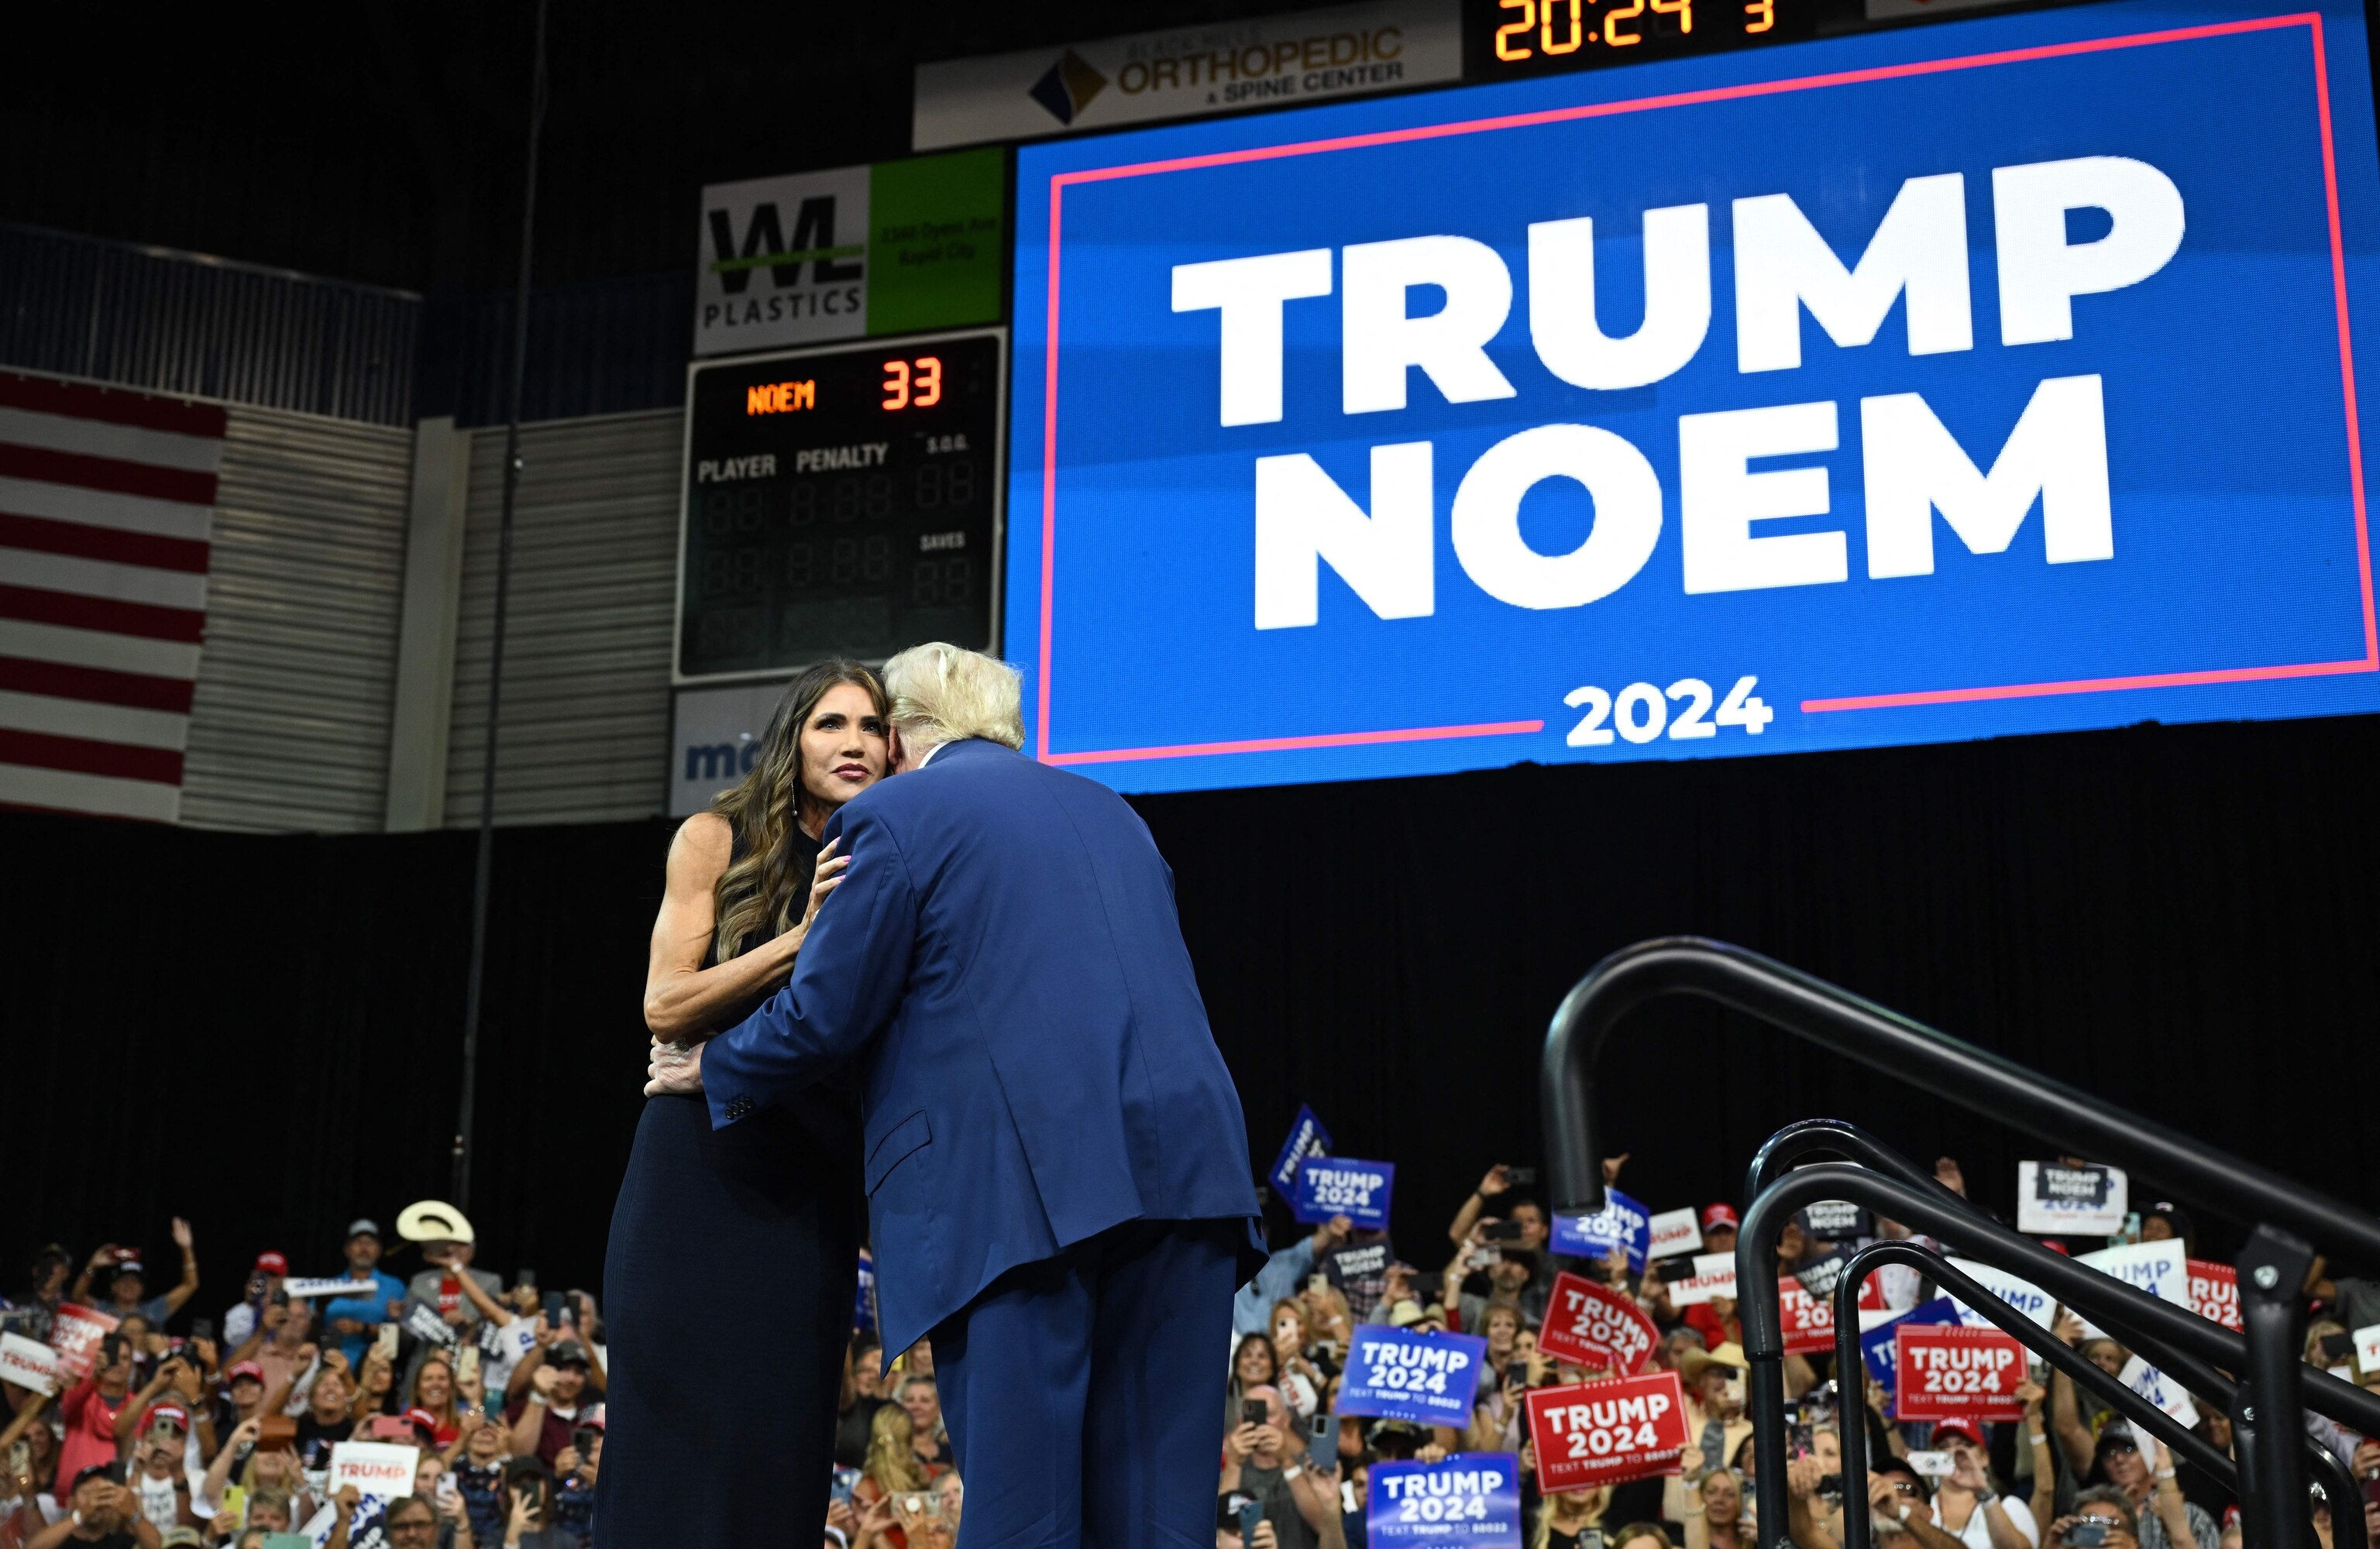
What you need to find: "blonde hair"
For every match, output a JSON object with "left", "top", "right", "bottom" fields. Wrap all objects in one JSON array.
[
  {"left": 882, "top": 644, "right": 1024, "bottom": 754},
  {"left": 1532, "top": 1486, "right": 1611, "bottom": 1549},
  {"left": 864, "top": 1402, "right": 930, "bottom": 1497}
]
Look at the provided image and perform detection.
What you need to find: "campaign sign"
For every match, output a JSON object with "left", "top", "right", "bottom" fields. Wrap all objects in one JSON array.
[
  {"left": 48, "top": 1303, "right": 118, "bottom": 1381},
  {"left": 1778, "top": 1276, "right": 1835, "bottom": 1356},
  {"left": 2186, "top": 1260, "right": 2243, "bottom": 1332},
  {"left": 1667, "top": 1252, "right": 1738, "bottom": 1307},
  {"left": 1010, "top": 0, "right": 2380, "bottom": 797},
  {"left": 1893, "top": 1324, "right": 2028, "bottom": 1423},
  {"left": 1945, "top": 1258, "right": 2056, "bottom": 1331},
  {"left": 2353, "top": 1323, "right": 2380, "bottom": 1375},
  {"left": 1861, "top": 1297, "right": 1962, "bottom": 1394},
  {"left": 327, "top": 1441, "right": 419, "bottom": 1499},
  {"left": 1550, "top": 1190, "right": 1650, "bottom": 1273},
  {"left": 282, "top": 1278, "right": 378, "bottom": 1300},
  {"left": 1647, "top": 1208, "right": 1703, "bottom": 1260},
  {"left": 1369, "top": 1453, "right": 1525, "bottom": 1549},
  {"left": 1341, "top": 1325, "right": 1488, "bottom": 1424},
  {"left": 1272, "top": 1104, "right": 1335, "bottom": 1192},
  {"left": 2017, "top": 1163, "right": 2130, "bottom": 1236},
  {"left": 2117, "top": 1355, "right": 2200, "bottom": 1427},
  {"left": 0, "top": 1333, "right": 64, "bottom": 1396},
  {"left": 1539, "top": 1273, "right": 1660, "bottom": 1373},
  {"left": 2075, "top": 1239, "right": 2190, "bottom": 1339},
  {"left": 1525, "top": 1372, "right": 1690, "bottom": 1493},
  {"left": 1295, "top": 1157, "right": 1395, "bottom": 1228},
  {"left": 1798, "top": 1200, "right": 1873, "bottom": 1242}
]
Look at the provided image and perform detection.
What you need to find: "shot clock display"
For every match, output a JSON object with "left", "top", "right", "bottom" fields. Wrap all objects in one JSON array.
[{"left": 676, "top": 328, "right": 1006, "bottom": 682}]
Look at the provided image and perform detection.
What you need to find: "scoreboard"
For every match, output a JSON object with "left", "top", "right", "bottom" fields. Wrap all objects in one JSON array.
[{"left": 675, "top": 328, "right": 1006, "bottom": 682}]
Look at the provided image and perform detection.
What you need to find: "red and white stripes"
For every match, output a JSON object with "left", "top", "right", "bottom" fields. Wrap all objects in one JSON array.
[{"left": 0, "top": 370, "right": 225, "bottom": 822}]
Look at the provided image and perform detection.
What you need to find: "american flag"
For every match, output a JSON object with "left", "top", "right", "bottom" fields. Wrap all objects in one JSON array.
[{"left": 0, "top": 369, "right": 225, "bottom": 823}]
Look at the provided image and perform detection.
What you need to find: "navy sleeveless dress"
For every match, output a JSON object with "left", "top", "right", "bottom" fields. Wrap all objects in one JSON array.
[{"left": 597, "top": 823, "right": 862, "bottom": 1545}]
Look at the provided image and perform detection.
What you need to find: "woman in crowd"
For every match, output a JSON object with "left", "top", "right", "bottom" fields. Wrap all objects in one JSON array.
[
  {"left": 854, "top": 1404, "right": 935, "bottom": 1549},
  {"left": 1266, "top": 1303, "right": 1323, "bottom": 1419},
  {"left": 1687, "top": 1468, "right": 1749, "bottom": 1549},
  {"left": 1929, "top": 1425, "right": 2038, "bottom": 1549},
  {"left": 1226, "top": 1334, "right": 1283, "bottom": 1433},
  {"left": 1534, "top": 1482, "right": 1611, "bottom": 1549},
  {"left": 601, "top": 661, "right": 891, "bottom": 1546},
  {"left": 407, "top": 1353, "right": 463, "bottom": 1448}
]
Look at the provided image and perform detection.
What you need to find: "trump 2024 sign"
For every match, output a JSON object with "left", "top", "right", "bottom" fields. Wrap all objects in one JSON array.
[{"left": 1009, "top": 0, "right": 2380, "bottom": 793}]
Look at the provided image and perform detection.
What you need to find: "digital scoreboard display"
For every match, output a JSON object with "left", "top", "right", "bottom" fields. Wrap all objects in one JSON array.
[
  {"left": 1007, "top": 0, "right": 2380, "bottom": 794},
  {"left": 1462, "top": 0, "right": 1822, "bottom": 79},
  {"left": 676, "top": 328, "right": 1006, "bottom": 682}
]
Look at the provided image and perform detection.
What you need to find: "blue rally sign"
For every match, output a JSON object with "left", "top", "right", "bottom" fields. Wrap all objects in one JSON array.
[
  {"left": 1340, "top": 1325, "right": 1489, "bottom": 1425},
  {"left": 1009, "top": 0, "right": 2380, "bottom": 795},
  {"left": 1294, "top": 1156, "right": 1395, "bottom": 1229},
  {"left": 1861, "top": 1296, "right": 1963, "bottom": 1394},
  {"left": 1271, "top": 1104, "right": 1335, "bottom": 1193},
  {"left": 1370, "top": 1453, "right": 1525, "bottom": 1549},
  {"left": 1551, "top": 1189, "right": 1651, "bottom": 1273}
]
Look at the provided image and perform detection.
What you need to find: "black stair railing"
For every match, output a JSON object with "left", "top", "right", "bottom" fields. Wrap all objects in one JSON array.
[
  {"left": 1538, "top": 938, "right": 2380, "bottom": 1263},
  {"left": 1539, "top": 939, "right": 2380, "bottom": 1549}
]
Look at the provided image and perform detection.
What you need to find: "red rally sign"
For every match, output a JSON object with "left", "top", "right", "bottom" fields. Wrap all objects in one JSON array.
[
  {"left": 1893, "top": 1323, "right": 2029, "bottom": 1424},
  {"left": 2187, "top": 1260, "right": 2242, "bottom": 1332},
  {"left": 1525, "top": 1371, "right": 1690, "bottom": 1494},
  {"left": 1538, "top": 1273, "right": 1660, "bottom": 1374},
  {"left": 1779, "top": 1275, "right": 1834, "bottom": 1356}
]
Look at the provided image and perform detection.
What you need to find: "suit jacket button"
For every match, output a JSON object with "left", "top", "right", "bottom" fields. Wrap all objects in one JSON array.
[{"left": 727, "top": 1097, "right": 752, "bottom": 1119}]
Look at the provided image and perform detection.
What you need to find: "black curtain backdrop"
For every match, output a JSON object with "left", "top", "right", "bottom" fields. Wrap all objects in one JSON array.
[{"left": 5, "top": 712, "right": 2377, "bottom": 1321}]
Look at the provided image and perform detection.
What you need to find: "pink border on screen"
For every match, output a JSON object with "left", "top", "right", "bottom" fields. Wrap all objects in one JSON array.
[{"left": 1034, "top": 12, "right": 2376, "bottom": 762}]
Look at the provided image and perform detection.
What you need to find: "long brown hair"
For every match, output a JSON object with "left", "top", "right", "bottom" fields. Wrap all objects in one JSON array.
[{"left": 709, "top": 659, "right": 888, "bottom": 962}]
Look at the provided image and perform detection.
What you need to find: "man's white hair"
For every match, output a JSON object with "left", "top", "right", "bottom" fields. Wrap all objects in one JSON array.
[{"left": 882, "top": 642, "right": 1025, "bottom": 754}]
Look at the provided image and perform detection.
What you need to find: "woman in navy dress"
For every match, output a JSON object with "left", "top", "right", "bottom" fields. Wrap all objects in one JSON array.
[{"left": 597, "top": 659, "right": 891, "bottom": 1545}]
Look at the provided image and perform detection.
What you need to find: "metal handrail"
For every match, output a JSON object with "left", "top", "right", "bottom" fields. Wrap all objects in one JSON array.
[
  {"left": 1743, "top": 1117, "right": 1963, "bottom": 1210},
  {"left": 1538, "top": 938, "right": 2380, "bottom": 1266}
]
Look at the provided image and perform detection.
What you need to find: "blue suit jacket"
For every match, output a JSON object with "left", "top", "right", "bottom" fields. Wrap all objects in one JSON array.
[{"left": 704, "top": 738, "right": 1261, "bottom": 1361}]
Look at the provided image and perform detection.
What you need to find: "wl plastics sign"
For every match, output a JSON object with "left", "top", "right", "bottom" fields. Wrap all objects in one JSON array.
[
  {"left": 695, "top": 149, "right": 1003, "bottom": 356},
  {"left": 912, "top": 0, "right": 1460, "bottom": 151}
]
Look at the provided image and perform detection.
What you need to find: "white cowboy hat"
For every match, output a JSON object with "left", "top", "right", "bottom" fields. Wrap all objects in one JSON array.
[{"left": 394, "top": 1199, "right": 476, "bottom": 1245}]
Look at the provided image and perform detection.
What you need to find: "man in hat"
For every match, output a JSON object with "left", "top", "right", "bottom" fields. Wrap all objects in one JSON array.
[
  {"left": 50, "top": 1463, "right": 156, "bottom": 1548},
  {"left": 506, "top": 1343, "right": 596, "bottom": 1468},
  {"left": 123, "top": 1401, "right": 199, "bottom": 1537},
  {"left": 397, "top": 1202, "right": 502, "bottom": 1338},
  {"left": 71, "top": 1223, "right": 199, "bottom": 1329},
  {"left": 218, "top": 1252, "right": 287, "bottom": 1349},
  {"left": 322, "top": 1219, "right": 406, "bottom": 1369}
]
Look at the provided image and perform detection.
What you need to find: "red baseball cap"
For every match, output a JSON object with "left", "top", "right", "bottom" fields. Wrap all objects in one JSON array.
[
  {"left": 402, "top": 1407, "right": 440, "bottom": 1437},
  {"left": 145, "top": 1403, "right": 191, "bottom": 1434},
  {"left": 226, "top": 1361, "right": 266, "bottom": 1386},
  {"left": 1931, "top": 1420, "right": 1984, "bottom": 1448},
  {"left": 1702, "top": 1204, "right": 1741, "bottom": 1232},
  {"left": 253, "top": 1252, "right": 289, "bottom": 1275}
]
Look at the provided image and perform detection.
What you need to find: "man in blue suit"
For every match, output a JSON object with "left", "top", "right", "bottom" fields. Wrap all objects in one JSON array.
[{"left": 647, "top": 642, "right": 1262, "bottom": 1549}]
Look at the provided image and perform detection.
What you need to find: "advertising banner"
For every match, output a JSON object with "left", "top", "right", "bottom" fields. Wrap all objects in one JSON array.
[
  {"left": 1009, "top": 0, "right": 2380, "bottom": 795},
  {"left": 0, "top": 1334, "right": 64, "bottom": 1396},
  {"left": 696, "top": 149, "right": 1004, "bottom": 356},
  {"left": 914, "top": 0, "right": 1463, "bottom": 150},
  {"left": 48, "top": 1304, "right": 117, "bottom": 1381},
  {"left": 1646, "top": 1209, "right": 1703, "bottom": 1259},
  {"left": 1537, "top": 1273, "right": 1660, "bottom": 1373},
  {"left": 2186, "top": 1260, "right": 2243, "bottom": 1332},
  {"left": 1945, "top": 1259, "right": 2056, "bottom": 1331},
  {"left": 1862, "top": 1297, "right": 1962, "bottom": 1394},
  {"left": 1525, "top": 1372, "right": 1690, "bottom": 1493},
  {"left": 2075, "top": 1239, "right": 2191, "bottom": 1339}
]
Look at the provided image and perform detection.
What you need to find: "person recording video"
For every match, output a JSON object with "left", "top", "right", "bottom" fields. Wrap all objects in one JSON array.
[{"left": 1219, "top": 1386, "right": 1340, "bottom": 1549}]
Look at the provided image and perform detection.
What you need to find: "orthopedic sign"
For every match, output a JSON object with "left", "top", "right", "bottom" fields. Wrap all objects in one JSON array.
[
  {"left": 1009, "top": 0, "right": 2380, "bottom": 793},
  {"left": 1293, "top": 1156, "right": 1395, "bottom": 1228},
  {"left": 1525, "top": 1371, "right": 1690, "bottom": 1492},
  {"left": 1341, "top": 1325, "right": 1488, "bottom": 1424}
]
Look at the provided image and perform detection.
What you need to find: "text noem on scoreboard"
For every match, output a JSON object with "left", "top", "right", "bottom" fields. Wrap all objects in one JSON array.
[{"left": 676, "top": 328, "right": 1006, "bottom": 682}]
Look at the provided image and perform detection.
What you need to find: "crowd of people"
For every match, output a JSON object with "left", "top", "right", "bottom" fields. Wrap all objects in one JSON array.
[
  {"left": 0, "top": 1213, "right": 600, "bottom": 1549},
  {"left": 8, "top": 1156, "right": 2379, "bottom": 1549}
]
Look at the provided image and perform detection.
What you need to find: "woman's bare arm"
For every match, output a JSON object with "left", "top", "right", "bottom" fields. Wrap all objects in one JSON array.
[{"left": 642, "top": 815, "right": 810, "bottom": 1042}]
